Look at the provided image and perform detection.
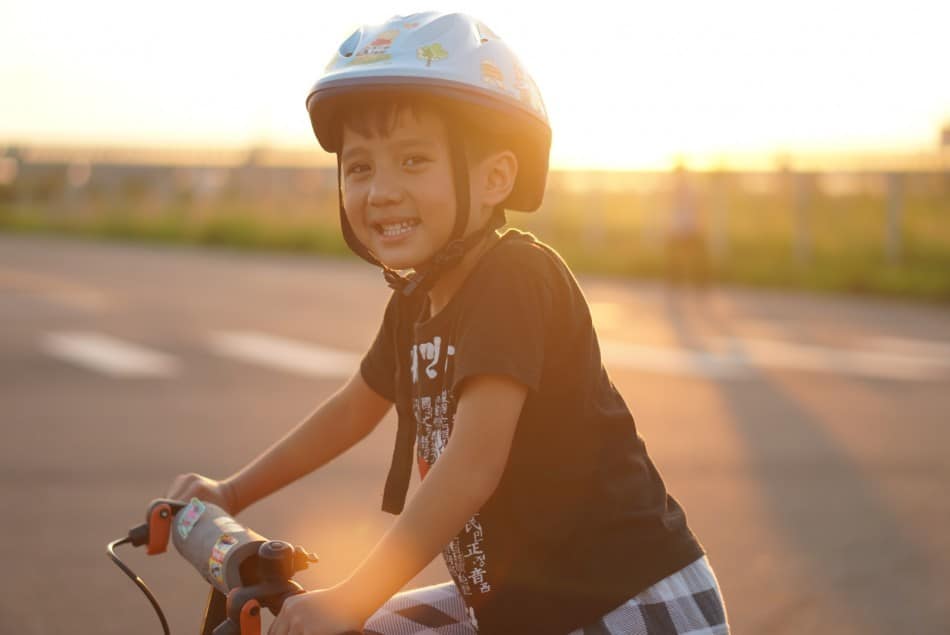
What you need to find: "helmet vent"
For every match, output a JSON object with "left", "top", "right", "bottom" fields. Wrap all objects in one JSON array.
[{"left": 339, "top": 29, "right": 361, "bottom": 58}]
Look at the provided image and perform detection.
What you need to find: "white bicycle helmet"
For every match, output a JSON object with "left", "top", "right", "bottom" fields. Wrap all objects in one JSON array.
[{"left": 305, "top": 12, "right": 552, "bottom": 296}]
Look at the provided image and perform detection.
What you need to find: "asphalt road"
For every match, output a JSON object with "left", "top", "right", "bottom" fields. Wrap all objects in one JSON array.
[{"left": 1, "top": 233, "right": 948, "bottom": 634}]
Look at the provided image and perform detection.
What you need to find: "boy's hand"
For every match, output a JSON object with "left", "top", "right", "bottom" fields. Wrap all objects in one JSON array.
[
  {"left": 166, "top": 473, "right": 239, "bottom": 515},
  {"left": 268, "top": 587, "right": 366, "bottom": 635}
]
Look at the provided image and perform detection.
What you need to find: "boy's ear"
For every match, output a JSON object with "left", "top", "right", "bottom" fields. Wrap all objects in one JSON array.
[{"left": 478, "top": 150, "right": 519, "bottom": 208}]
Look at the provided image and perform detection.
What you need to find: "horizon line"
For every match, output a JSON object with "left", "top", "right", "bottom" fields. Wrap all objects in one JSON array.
[{"left": 3, "top": 139, "right": 949, "bottom": 173}]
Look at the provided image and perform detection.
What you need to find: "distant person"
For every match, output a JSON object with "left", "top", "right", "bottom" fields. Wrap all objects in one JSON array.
[
  {"left": 666, "top": 163, "right": 710, "bottom": 288},
  {"left": 166, "top": 12, "right": 728, "bottom": 635}
]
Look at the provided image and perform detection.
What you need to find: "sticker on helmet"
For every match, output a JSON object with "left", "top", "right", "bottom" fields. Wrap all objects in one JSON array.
[
  {"left": 348, "top": 29, "right": 400, "bottom": 66},
  {"left": 417, "top": 43, "right": 448, "bottom": 67},
  {"left": 511, "top": 60, "right": 545, "bottom": 114},
  {"left": 480, "top": 60, "right": 504, "bottom": 90},
  {"left": 403, "top": 21, "right": 420, "bottom": 29},
  {"left": 512, "top": 62, "right": 530, "bottom": 104}
]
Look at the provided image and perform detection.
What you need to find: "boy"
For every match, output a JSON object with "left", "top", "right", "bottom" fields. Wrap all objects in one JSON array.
[{"left": 168, "top": 12, "right": 729, "bottom": 635}]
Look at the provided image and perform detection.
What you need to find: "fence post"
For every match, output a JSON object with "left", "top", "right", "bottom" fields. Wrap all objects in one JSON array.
[
  {"left": 793, "top": 171, "right": 812, "bottom": 266},
  {"left": 64, "top": 160, "right": 91, "bottom": 216},
  {"left": 710, "top": 169, "right": 729, "bottom": 260},
  {"left": 886, "top": 172, "right": 904, "bottom": 264}
]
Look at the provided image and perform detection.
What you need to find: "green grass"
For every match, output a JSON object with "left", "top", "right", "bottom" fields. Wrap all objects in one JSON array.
[
  {"left": 2, "top": 190, "right": 948, "bottom": 302},
  {"left": 0, "top": 204, "right": 350, "bottom": 256}
]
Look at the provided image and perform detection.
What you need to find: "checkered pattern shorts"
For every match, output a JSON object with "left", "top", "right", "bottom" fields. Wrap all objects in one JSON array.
[{"left": 361, "top": 555, "right": 729, "bottom": 634}]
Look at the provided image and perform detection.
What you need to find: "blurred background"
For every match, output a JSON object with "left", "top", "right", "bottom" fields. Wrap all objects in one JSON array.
[
  {"left": 2, "top": 1, "right": 949, "bottom": 634},
  {"left": 3, "top": 0, "right": 949, "bottom": 297}
]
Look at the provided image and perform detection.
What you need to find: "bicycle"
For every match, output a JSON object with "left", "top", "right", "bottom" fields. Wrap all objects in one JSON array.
[{"left": 107, "top": 497, "right": 360, "bottom": 635}]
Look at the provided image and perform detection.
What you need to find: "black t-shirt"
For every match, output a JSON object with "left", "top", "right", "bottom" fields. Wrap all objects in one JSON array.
[{"left": 360, "top": 229, "right": 704, "bottom": 634}]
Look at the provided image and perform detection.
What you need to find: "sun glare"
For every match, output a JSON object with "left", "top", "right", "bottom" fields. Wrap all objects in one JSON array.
[{"left": 2, "top": 0, "right": 948, "bottom": 170}]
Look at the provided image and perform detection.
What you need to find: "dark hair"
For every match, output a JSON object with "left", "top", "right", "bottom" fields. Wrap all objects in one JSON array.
[{"left": 337, "top": 95, "right": 512, "bottom": 164}]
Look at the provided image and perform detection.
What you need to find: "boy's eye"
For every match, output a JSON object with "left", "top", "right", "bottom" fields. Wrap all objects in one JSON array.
[
  {"left": 403, "top": 155, "right": 430, "bottom": 168},
  {"left": 345, "top": 162, "right": 370, "bottom": 176}
]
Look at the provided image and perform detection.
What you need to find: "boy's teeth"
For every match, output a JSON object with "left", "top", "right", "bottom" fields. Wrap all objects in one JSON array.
[{"left": 380, "top": 220, "right": 418, "bottom": 237}]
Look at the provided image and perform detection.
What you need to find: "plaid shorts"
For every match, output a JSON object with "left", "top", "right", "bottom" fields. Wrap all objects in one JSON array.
[{"left": 362, "top": 556, "right": 729, "bottom": 635}]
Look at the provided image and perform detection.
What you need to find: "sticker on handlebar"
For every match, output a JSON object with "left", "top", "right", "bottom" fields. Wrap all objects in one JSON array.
[
  {"left": 177, "top": 498, "right": 206, "bottom": 540},
  {"left": 213, "top": 516, "right": 245, "bottom": 534},
  {"left": 208, "top": 534, "right": 239, "bottom": 585}
]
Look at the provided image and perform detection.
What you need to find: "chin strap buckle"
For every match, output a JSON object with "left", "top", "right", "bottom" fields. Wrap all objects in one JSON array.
[
  {"left": 399, "top": 274, "right": 423, "bottom": 297},
  {"left": 383, "top": 268, "right": 408, "bottom": 291},
  {"left": 383, "top": 226, "right": 497, "bottom": 298}
]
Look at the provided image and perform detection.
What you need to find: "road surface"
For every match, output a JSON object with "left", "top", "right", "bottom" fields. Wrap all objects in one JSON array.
[{"left": 1, "top": 234, "right": 948, "bottom": 634}]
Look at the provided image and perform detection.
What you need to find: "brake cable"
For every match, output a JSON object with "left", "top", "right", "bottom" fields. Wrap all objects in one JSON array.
[{"left": 107, "top": 536, "right": 171, "bottom": 635}]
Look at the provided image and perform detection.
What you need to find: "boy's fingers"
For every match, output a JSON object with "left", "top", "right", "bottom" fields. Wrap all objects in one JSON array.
[
  {"left": 165, "top": 475, "right": 186, "bottom": 498},
  {"left": 165, "top": 477, "right": 182, "bottom": 499},
  {"left": 166, "top": 472, "right": 198, "bottom": 499}
]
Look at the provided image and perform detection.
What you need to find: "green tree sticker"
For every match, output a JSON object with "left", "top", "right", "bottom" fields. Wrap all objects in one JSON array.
[{"left": 417, "top": 43, "right": 448, "bottom": 67}]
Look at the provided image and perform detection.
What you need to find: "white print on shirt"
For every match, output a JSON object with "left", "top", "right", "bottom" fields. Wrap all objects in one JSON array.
[
  {"left": 443, "top": 533, "right": 472, "bottom": 595},
  {"left": 414, "top": 390, "right": 452, "bottom": 470},
  {"left": 442, "top": 512, "right": 492, "bottom": 597},
  {"left": 410, "top": 338, "right": 456, "bottom": 384},
  {"left": 410, "top": 336, "right": 491, "bottom": 598},
  {"left": 462, "top": 515, "right": 492, "bottom": 594}
]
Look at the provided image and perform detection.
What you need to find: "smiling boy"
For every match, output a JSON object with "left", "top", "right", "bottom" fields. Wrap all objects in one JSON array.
[{"left": 168, "top": 12, "right": 728, "bottom": 635}]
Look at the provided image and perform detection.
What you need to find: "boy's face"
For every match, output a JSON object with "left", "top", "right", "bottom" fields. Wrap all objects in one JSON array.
[{"left": 340, "top": 108, "right": 467, "bottom": 270}]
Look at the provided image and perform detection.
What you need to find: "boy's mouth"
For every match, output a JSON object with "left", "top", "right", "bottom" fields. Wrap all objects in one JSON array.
[{"left": 373, "top": 218, "right": 421, "bottom": 238}]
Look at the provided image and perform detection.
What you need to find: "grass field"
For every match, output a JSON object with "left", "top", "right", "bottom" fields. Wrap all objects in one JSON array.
[{"left": 2, "top": 171, "right": 948, "bottom": 301}]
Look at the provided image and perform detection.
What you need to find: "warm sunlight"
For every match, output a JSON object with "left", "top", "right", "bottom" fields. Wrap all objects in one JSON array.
[{"left": 2, "top": 0, "right": 949, "bottom": 169}]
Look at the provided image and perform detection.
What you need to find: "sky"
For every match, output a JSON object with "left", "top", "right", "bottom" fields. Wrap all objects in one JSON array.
[{"left": 2, "top": 0, "right": 949, "bottom": 170}]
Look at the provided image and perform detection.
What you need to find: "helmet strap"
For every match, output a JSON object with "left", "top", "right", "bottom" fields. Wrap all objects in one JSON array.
[{"left": 336, "top": 157, "right": 407, "bottom": 288}]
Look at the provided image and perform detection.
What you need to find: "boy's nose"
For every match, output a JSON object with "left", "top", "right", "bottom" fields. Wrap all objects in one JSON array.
[{"left": 367, "top": 171, "right": 404, "bottom": 207}]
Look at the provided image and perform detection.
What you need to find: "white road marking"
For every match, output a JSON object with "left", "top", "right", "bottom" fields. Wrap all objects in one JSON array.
[
  {"left": 865, "top": 336, "right": 950, "bottom": 365},
  {"left": 41, "top": 332, "right": 178, "bottom": 377},
  {"left": 600, "top": 339, "right": 750, "bottom": 380},
  {"left": 209, "top": 331, "right": 360, "bottom": 378},
  {"left": 601, "top": 336, "right": 947, "bottom": 381},
  {"left": 589, "top": 301, "right": 624, "bottom": 331},
  {"left": 708, "top": 337, "right": 945, "bottom": 381}
]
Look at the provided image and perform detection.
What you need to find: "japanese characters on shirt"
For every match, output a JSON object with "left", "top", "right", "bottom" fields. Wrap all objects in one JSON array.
[{"left": 410, "top": 336, "right": 493, "bottom": 599}]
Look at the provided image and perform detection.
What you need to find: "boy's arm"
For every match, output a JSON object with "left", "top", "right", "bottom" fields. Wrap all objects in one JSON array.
[
  {"left": 221, "top": 370, "right": 392, "bottom": 513},
  {"left": 313, "top": 374, "right": 526, "bottom": 624}
]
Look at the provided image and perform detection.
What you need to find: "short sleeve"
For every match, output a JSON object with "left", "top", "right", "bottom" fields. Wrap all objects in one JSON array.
[
  {"left": 360, "top": 292, "right": 400, "bottom": 402},
  {"left": 451, "top": 246, "right": 553, "bottom": 396}
]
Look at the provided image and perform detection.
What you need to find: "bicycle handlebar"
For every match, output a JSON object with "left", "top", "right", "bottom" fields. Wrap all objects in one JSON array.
[{"left": 108, "top": 497, "right": 321, "bottom": 635}]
